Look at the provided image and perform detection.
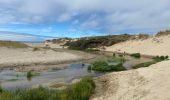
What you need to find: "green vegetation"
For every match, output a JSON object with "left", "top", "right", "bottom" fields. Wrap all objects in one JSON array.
[
  {"left": 130, "top": 53, "right": 141, "bottom": 58},
  {"left": 27, "top": 71, "right": 33, "bottom": 80},
  {"left": 65, "top": 35, "right": 133, "bottom": 50},
  {"left": 153, "top": 55, "right": 169, "bottom": 61},
  {"left": 0, "top": 77, "right": 95, "bottom": 100},
  {"left": 26, "top": 71, "right": 40, "bottom": 81},
  {"left": 133, "top": 55, "right": 169, "bottom": 69},
  {"left": 0, "top": 41, "right": 28, "bottom": 48},
  {"left": 0, "top": 86, "right": 3, "bottom": 93},
  {"left": 88, "top": 61, "right": 126, "bottom": 72},
  {"left": 107, "top": 57, "right": 126, "bottom": 63},
  {"left": 33, "top": 47, "right": 41, "bottom": 51},
  {"left": 132, "top": 61, "right": 156, "bottom": 69}
]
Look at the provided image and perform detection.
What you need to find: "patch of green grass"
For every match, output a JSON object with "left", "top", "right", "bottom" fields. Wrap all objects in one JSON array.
[
  {"left": 0, "top": 77, "right": 95, "bottom": 100},
  {"left": 130, "top": 53, "right": 141, "bottom": 58},
  {"left": 133, "top": 55, "right": 169, "bottom": 69},
  {"left": 88, "top": 61, "right": 126, "bottom": 72},
  {"left": 132, "top": 61, "right": 157, "bottom": 69},
  {"left": 107, "top": 57, "right": 126, "bottom": 63},
  {"left": 0, "top": 41, "right": 28, "bottom": 48}
]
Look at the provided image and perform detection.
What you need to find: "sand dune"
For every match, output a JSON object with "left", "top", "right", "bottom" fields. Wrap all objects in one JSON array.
[
  {"left": 106, "top": 35, "right": 170, "bottom": 56},
  {"left": 92, "top": 35, "right": 170, "bottom": 100},
  {"left": 0, "top": 47, "right": 93, "bottom": 69}
]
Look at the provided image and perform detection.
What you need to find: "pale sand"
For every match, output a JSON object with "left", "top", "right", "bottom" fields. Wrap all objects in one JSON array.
[
  {"left": 105, "top": 35, "right": 170, "bottom": 56},
  {"left": 92, "top": 60, "right": 170, "bottom": 100},
  {"left": 0, "top": 47, "right": 93, "bottom": 70},
  {"left": 92, "top": 35, "right": 170, "bottom": 100}
]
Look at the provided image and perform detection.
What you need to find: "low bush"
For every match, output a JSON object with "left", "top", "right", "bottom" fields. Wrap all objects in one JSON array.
[
  {"left": 153, "top": 55, "right": 169, "bottom": 61},
  {"left": 88, "top": 61, "right": 126, "bottom": 72},
  {"left": 130, "top": 53, "right": 141, "bottom": 58},
  {"left": 27, "top": 71, "right": 33, "bottom": 80}
]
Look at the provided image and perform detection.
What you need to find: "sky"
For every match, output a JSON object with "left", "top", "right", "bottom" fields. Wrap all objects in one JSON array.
[{"left": 0, "top": 0, "right": 170, "bottom": 41}]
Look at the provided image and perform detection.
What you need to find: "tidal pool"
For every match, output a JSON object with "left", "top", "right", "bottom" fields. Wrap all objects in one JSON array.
[
  {"left": 0, "top": 54, "right": 152, "bottom": 90},
  {"left": 0, "top": 63, "right": 103, "bottom": 90}
]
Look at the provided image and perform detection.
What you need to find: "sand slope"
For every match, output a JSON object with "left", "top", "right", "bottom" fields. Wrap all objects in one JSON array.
[
  {"left": 106, "top": 35, "right": 170, "bottom": 56},
  {"left": 92, "top": 35, "right": 170, "bottom": 100},
  {"left": 92, "top": 60, "right": 170, "bottom": 100}
]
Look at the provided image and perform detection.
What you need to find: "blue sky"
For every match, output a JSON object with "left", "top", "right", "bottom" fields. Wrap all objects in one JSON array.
[{"left": 0, "top": 0, "right": 170, "bottom": 41}]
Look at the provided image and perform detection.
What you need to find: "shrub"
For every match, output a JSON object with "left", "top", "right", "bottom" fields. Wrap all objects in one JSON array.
[
  {"left": 153, "top": 55, "right": 169, "bottom": 61},
  {"left": 27, "top": 71, "right": 33, "bottom": 80},
  {"left": 165, "top": 55, "right": 169, "bottom": 59},
  {"left": 130, "top": 53, "right": 141, "bottom": 58},
  {"left": 90, "top": 61, "right": 126, "bottom": 72}
]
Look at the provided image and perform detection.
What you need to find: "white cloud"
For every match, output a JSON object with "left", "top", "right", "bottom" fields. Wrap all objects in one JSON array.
[{"left": 0, "top": 0, "right": 170, "bottom": 34}]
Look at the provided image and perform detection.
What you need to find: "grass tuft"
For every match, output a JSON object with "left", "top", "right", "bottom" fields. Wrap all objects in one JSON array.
[{"left": 0, "top": 77, "right": 95, "bottom": 100}]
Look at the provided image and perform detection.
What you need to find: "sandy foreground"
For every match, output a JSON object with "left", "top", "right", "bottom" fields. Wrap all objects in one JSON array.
[
  {"left": 92, "top": 35, "right": 170, "bottom": 100},
  {"left": 0, "top": 47, "right": 94, "bottom": 70}
]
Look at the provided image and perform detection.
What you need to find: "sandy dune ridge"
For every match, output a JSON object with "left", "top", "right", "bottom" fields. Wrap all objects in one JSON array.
[{"left": 92, "top": 35, "right": 170, "bottom": 100}]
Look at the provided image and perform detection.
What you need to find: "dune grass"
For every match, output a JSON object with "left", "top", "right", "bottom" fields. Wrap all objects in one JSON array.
[
  {"left": 133, "top": 55, "right": 169, "bottom": 69},
  {"left": 0, "top": 77, "right": 95, "bottom": 100},
  {"left": 0, "top": 41, "right": 28, "bottom": 48}
]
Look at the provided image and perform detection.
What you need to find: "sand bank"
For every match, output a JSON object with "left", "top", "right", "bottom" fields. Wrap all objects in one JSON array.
[
  {"left": 92, "top": 35, "right": 170, "bottom": 100},
  {"left": 0, "top": 47, "right": 94, "bottom": 70}
]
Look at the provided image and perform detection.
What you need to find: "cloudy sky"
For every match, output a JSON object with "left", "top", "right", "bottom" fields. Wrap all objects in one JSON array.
[{"left": 0, "top": 0, "right": 170, "bottom": 40}]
